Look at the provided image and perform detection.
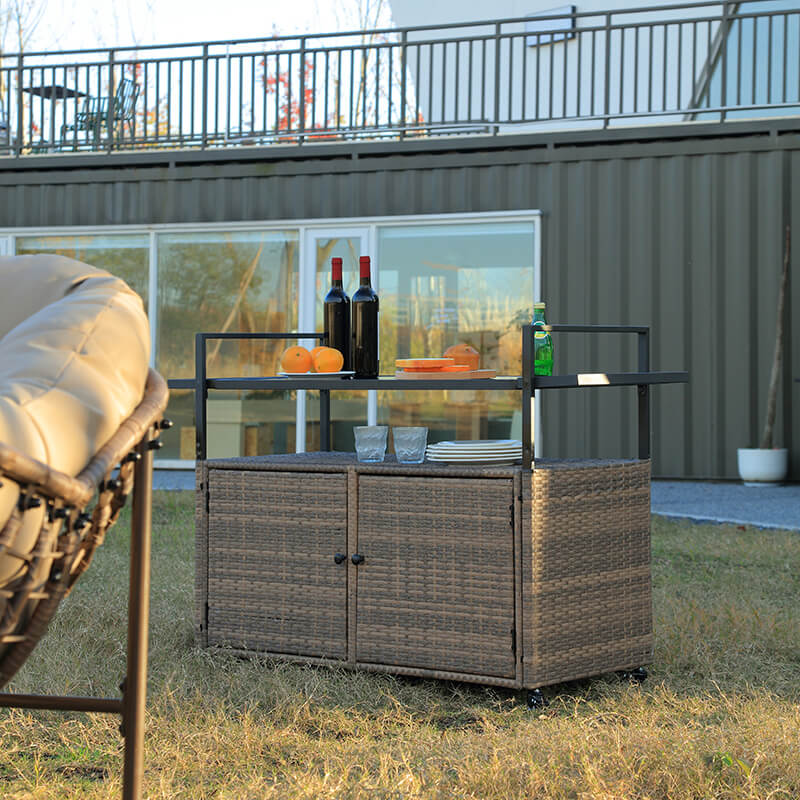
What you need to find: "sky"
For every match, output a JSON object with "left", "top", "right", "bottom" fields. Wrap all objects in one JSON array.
[{"left": 29, "top": 0, "right": 394, "bottom": 53}]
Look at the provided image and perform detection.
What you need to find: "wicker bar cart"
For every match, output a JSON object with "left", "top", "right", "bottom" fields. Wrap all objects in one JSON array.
[{"left": 189, "top": 325, "right": 687, "bottom": 704}]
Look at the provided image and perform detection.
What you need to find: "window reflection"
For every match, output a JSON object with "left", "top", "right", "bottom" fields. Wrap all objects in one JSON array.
[
  {"left": 156, "top": 229, "right": 298, "bottom": 378},
  {"left": 377, "top": 221, "right": 536, "bottom": 443},
  {"left": 156, "top": 229, "right": 300, "bottom": 459},
  {"left": 16, "top": 234, "right": 150, "bottom": 306}
]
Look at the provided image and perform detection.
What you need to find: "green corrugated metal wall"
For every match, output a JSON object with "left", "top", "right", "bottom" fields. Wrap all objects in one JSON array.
[{"left": 1, "top": 121, "right": 797, "bottom": 479}]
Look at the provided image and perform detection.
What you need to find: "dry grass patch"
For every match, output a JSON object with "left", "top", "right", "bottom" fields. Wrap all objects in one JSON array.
[{"left": 0, "top": 494, "right": 798, "bottom": 798}]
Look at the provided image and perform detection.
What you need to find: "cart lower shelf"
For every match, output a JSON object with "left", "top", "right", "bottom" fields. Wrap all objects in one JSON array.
[{"left": 195, "top": 452, "right": 652, "bottom": 690}]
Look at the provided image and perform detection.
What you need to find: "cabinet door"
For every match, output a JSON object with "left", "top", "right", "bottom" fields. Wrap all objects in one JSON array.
[
  {"left": 206, "top": 469, "right": 348, "bottom": 660},
  {"left": 356, "top": 476, "right": 516, "bottom": 678}
]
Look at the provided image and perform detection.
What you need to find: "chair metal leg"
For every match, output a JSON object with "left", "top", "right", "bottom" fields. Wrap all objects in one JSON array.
[{"left": 122, "top": 437, "right": 154, "bottom": 800}]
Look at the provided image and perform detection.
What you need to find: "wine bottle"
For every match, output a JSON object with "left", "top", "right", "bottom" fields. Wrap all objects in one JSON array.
[
  {"left": 351, "top": 255, "right": 379, "bottom": 378},
  {"left": 323, "top": 257, "right": 351, "bottom": 371}
]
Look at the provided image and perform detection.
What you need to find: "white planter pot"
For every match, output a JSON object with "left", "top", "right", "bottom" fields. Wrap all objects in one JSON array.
[{"left": 737, "top": 448, "right": 789, "bottom": 485}]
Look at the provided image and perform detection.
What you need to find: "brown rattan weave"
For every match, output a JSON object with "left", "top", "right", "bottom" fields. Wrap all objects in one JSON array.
[
  {"left": 523, "top": 458, "right": 652, "bottom": 687},
  {"left": 205, "top": 467, "right": 348, "bottom": 659},
  {"left": 0, "top": 369, "right": 169, "bottom": 688},
  {"left": 197, "top": 452, "right": 652, "bottom": 689},
  {"left": 356, "top": 473, "right": 517, "bottom": 678}
]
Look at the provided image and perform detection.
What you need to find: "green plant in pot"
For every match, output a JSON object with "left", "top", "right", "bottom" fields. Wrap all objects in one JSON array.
[{"left": 737, "top": 225, "right": 790, "bottom": 485}]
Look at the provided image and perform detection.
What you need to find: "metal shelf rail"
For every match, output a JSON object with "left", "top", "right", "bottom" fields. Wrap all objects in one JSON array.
[{"left": 168, "top": 325, "right": 689, "bottom": 468}]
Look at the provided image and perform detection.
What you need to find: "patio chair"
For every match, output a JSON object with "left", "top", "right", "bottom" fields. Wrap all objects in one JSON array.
[
  {"left": 62, "top": 77, "right": 140, "bottom": 146},
  {"left": 0, "top": 255, "right": 169, "bottom": 800}
]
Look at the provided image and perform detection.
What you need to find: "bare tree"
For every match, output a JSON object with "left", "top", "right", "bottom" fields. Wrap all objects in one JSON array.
[
  {"left": 0, "top": 0, "right": 47, "bottom": 54},
  {"left": 313, "top": 0, "right": 420, "bottom": 130},
  {"left": 0, "top": 0, "right": 48, "bottom": 135},
  {"left": 88, "top": 0, "right": 157, "bottom": 50}
]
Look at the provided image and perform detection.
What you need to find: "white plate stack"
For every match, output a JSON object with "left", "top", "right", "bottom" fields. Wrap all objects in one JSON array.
[{"left": 425, "top": 439, "right": 523, "bottom": 465}]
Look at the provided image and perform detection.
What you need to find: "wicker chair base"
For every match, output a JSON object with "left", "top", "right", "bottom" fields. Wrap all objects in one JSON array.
[{"left": 0, "top": 369, "right": 169, "bottom": 800}]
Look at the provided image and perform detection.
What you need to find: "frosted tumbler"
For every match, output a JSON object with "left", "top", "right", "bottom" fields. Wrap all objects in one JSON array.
[
  {"left": 392, "top": 427, "right": 428, "bottom": 464},
  {"left": 354, "top": 425, "right": 388, "bottom": 463}
]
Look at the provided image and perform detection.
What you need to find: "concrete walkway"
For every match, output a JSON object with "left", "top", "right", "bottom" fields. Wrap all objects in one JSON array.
[
  {"left": 153, "top": 469, "right": 195, "bottom": 491},
  {"left": 651, "top": 480, "right": 800, "bottom": 531},
  {"left": 152, "top": 470, "right": 799, "bottom": 531}
]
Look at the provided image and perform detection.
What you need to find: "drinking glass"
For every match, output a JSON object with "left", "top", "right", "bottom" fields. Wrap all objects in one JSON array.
[
  {"left": 392, "top": 426, "right": 428, "bottom": 464},
  {"left": 354, "top": 425, "right": 388, "bottom": 463}
]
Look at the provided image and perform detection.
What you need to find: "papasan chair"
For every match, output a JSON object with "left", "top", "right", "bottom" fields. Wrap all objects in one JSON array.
[{"left": 0, "top": 255, "right": 169, "bottom": 800}]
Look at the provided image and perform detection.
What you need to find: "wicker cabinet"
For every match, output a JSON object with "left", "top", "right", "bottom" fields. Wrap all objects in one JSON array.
[
  {"left": 196, "top": 452, "right": 652, "bottom": 691},
  {"left": 197, "top": 456, "right": 522, "bottom": 684},
  {"left": 355, "top": 475, "right": 517, "bottom": 679},
  {"left": 201, "top": 468, "right": 348, "bottom": 660}
]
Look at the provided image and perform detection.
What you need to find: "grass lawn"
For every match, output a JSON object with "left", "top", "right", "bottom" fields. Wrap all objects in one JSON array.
[{"left": 1, "top": 490, "right": 798, "bottom": 799}]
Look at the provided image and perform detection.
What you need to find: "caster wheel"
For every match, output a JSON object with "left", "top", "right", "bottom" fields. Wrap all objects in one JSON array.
[
  {"left": 526, "top": 689, "right": 546, "bottom": 709},
  {"left": 619, "top": 667, "right": 648, "bottom": 684}
]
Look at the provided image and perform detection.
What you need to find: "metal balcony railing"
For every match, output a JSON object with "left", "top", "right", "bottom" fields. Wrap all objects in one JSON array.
[{"left": 0, "top": 0, "right": 797, "bottom": 157}]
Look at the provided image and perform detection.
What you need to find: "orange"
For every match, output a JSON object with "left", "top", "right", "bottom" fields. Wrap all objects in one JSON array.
[
  {"left": 280, "top": 345, "right": 313, "bottom": 373},
  {"left": 310, "top": 345, "right": 327, "bottom": 362},
  {"left": 443, "top": 343, "right": 480, "bottom": 371},
  {"left": 312, "top": 346, "right": 344, "bottom": 373}
]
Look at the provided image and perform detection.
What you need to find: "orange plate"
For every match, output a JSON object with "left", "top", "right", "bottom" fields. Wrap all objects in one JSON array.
[
  {"left": 394, "top": 368, "right": 497, "bottom": 380},
  {"left": 395, "top": 357, "right": 454, "bottom": 369},
  {"left": 401, "top": 364, "right": 471, "bottom": 373}
]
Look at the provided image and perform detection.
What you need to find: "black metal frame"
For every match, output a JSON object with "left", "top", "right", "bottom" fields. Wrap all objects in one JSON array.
[
  {"left": 0, "top": 433, "right": 157, "bottom": 800},
  {"left": 189, "top": 331, "right": 328, "bottom": 460},
  {"left": 171, "top": 324, "right": 688, "bottom": 469},
  {"left": 525, "top": 324, "right": 655, "bottom": 463}
]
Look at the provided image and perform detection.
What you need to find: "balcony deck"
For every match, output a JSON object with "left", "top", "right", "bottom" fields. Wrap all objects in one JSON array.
[{"left": 0, "top": 0, "right": 797, "bottom": 159}]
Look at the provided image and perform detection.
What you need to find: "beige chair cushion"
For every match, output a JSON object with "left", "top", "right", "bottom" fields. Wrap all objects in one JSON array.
[{"left": 0, "top": 255, "right": 150, "bottom": 585}]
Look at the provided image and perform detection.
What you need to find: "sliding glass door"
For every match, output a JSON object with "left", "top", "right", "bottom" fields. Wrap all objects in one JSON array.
[{"left": 9, "top": 211, "right": 541, "bottom": 461}]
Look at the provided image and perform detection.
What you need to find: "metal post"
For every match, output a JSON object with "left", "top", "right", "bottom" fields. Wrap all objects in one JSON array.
[
  {"left": 399, "top": 30, "right": 407, "bottom": 138},
  {"left": 320, "top": 389, "right": 331, "bottom": 451},
  {"left": 195, "top": 334, "right": 208, "bottom": 461},
  {"left": 121, "top": 434, "right": 154, "bottom": 800},
  {"left": 15, "top": 53, "right": 23, "bottom": 156},
  {"left": 637, "top": 329, "right": 650, "bottom": 460},
  {"left": 521, "top": 324, "right": 534, "bottom": 470},
  {"left": 107, "top": 50, "right": 116, "bottom": 152},
  {"left": 720, "top": 2, "right": 729, "bottom": 121},
  {"left": 493, "top": 22, "right": 501, "bottom": 134},
  {"left": 603, "top": 13, "right": 611, "bottom": 127},
  {"left": 299, "top": 37, "right": 306, "bottom": 142},
  {"left": 201, "top": 44, "right": 209, "bottom": 149}
]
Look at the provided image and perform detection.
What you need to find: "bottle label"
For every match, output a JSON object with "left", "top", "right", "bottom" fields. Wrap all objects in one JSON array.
[{"left": 534, "top": 330, "right": 547, "bottom": 340}]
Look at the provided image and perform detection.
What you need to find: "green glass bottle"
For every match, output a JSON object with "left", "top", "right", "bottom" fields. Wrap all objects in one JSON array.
[{"left": 533, "top": 302, "right": 553, "bottom": 376}]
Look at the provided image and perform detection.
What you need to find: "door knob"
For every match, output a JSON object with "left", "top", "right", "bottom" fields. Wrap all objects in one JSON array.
[{"left": 351, "top": 553, "right": 365, "bottom": 565}]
